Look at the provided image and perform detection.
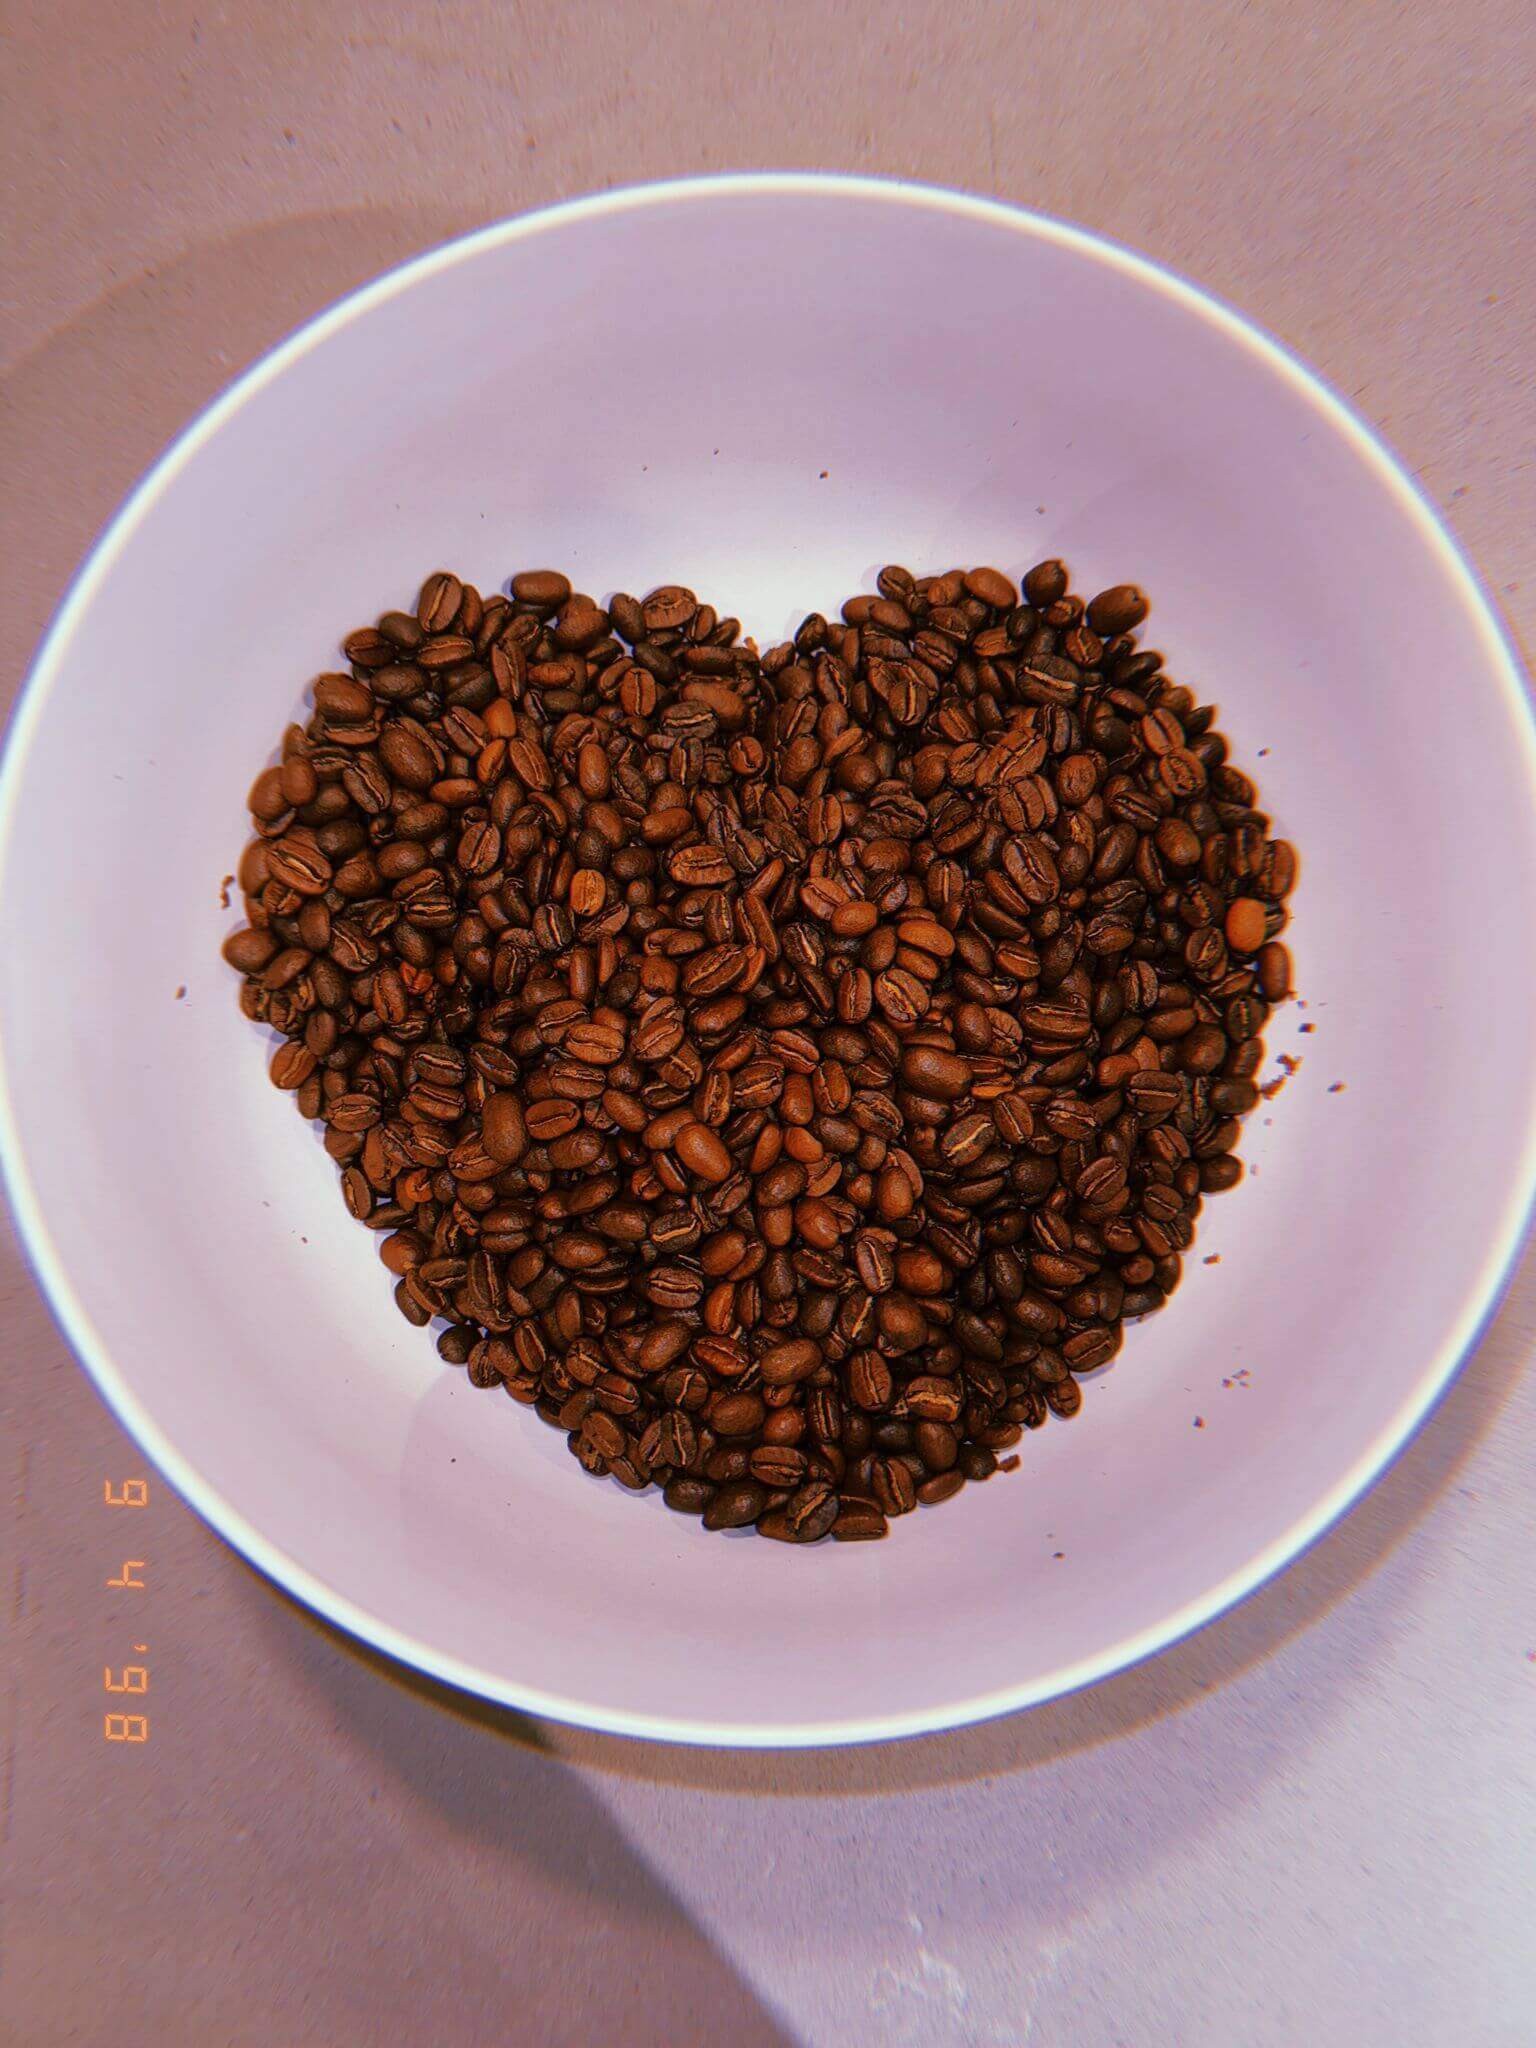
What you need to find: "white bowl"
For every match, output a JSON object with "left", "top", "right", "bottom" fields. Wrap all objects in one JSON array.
[{"left": 4, "top": 175, "right": 1534, "bottom": 1747}]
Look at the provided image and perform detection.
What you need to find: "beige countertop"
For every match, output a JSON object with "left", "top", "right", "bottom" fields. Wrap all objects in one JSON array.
[{"left": 4, "top": 4, "right": 1534, "bottom": 2043}]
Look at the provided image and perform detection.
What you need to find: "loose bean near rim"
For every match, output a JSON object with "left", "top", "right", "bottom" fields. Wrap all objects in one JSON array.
[{"left": 223, "top": 559, "right": 1296, "bottom": 1543}]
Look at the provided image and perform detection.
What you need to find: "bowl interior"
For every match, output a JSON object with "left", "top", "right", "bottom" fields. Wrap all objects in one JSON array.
[{"left": 4, "top": 179, "right": 1534, "bottom": 1743}]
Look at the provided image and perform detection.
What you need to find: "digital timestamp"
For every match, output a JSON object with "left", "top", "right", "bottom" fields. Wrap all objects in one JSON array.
[{"left": 103, "top": 1476, "right": 151, "bottom": 1744}]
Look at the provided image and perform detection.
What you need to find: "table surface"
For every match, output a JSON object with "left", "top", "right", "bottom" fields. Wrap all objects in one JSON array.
[{"left": 4, "top": 4, "right": 1534, "bottom": 2042}]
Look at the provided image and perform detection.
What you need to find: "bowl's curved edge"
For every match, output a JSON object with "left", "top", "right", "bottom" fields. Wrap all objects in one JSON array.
[{"left": 3, "top": 171, "right": 1535, "bottom": 1749}]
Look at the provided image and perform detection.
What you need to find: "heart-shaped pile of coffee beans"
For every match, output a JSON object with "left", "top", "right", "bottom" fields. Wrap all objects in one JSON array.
[{"left": 223, "top": 558, "right": 1295, "bottom": 1543}]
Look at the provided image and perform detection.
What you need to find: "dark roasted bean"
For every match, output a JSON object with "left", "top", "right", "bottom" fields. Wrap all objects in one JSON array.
[
  {"left": 1086, "top": 584, "right": 1149, "bottom": 636},
  {"left": 832, "top": 1497, "right": 889, "bottom": 1541},
  {"left": 510, "top": 569, "right": 571, "bottom": 608},
  {"left": 872, "top": 1457, "right": 918, "bottom": 1517},
  {"left": 702, "top": 1480, "right": 765, "bottom": 1531}
]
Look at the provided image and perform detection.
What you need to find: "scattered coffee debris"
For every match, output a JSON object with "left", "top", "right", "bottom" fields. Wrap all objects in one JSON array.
[{"left": 1260, "top": 1051, "right": 1302, "bottom": 1100}]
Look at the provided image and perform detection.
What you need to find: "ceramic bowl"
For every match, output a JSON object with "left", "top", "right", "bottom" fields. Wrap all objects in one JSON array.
[{"left": 4, "top": 175, "right": 1533, "bottom": 1744}]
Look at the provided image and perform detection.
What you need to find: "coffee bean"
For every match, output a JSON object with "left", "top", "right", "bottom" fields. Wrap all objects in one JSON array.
[
  {"left": 712, "top": 1392, "right": 766, "bottom": 1437},
  {"left": 1020, "top": 559, "right": 1066, "bottom": 607},
  {"left": 872, "top": 1457, "right": 918, "bottom": 1516},
  {"left": 785, "top": 1481, "right": 840, "bottom": 1541},
  {"left": 848, "top": 1350, "right": 894, "bottom": 1410},
  {"left": 702, "top": 1480, "right": 765, "bottom": 1531},
  {"left": 669, "top": 844, "right": 735, "bottom": 887},
  {"left": 1063, "top": 1327, "right": 1118, "bottom": 1371},
  {"left": 1259, "top": 840, "right": 1298, "bottom": 901},
  {"left": 874, "top": 966, "right": 929, "bottom": 1024},
  {"left": 963, "top": 566, "right": 1018, "bottom": 609},
  {"left": 1200, "top": 1154, "right": 1244, "bottom": 1192},
  {"left": 832, "top": 1498, "right": 889, "bottom": 1541},
  {"left": 642, "top": 585, "right": 697, "bottom": 632},
  {"left": 1257, "top": 942, "right": 1292, "bottom": 1001},
  {"left": 750, "top": 1444, "right": 809, "bottom": 1489},
  {"left": 270, "top": 1042, "right": 316, "bottom": 1091},
  {"left": 899, "top": 1044, "right": 971, "bottom": 1100},
  {"left": 675, "top": 1121, "right": 732, "bottom": 1183},
  {"left": 526, "top": 1098, "right": 580, "bottom": 1142},
  {"left": 664, "top": 1477, "right": 715, "bottom": 1515},
  {"left": 1224, "top": 897, "right": 1268, "bottom": 953},
  {"left": 480, "top": 1093, "right": 528, "bottom": 1165},
  {"left": 434, "top": 1323, "right": 475, "bottom": 1365},
  {"left": 510, "top": 569, "right": 571, "bottom": 608},
  {"left": 227, "top": 554, "right": 1290, "bottom": 1545},
  {"left": 757, "top": 1159, "right": 806, "bottom": 1206},
  {"left": 940, "top": 1112, "right": 993, "bottom": 1168},
  {"left": 915, "top": 1421, "right": 958, "bottom": 1473},
  {"left": 759, "top": 1337, "right": 822, "bottom": 1386},
  {"left": 223, "top": 926, "right": 277, "bottom": 973},
  {"left": 1209, "top": 1078, "right": 1258, "bottom": 1116},
  {"left": 905, "top": 1377, "right": 964, "bottom": 1422},
  {"left": 1086, "top": 584, "right": 1149, "bottom": 635},
  {"left": 417, "top": 571, "right": 463, "bottom": 634}
]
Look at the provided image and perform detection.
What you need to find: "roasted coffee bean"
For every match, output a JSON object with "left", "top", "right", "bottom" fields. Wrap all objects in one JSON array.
[
  {"left": 1224, "top": 897, "right": 1268, "bottom": 953},
  {"left": 784, "top": 1481, "right": 840, "bottom": 1541},
  {"left": 759, "top": 1337, "right": 822, "bottom": 1386},
  {"left": 702, "top": 1480, "right": 765, "bottom": 1531},
  {"left": 871, "top": 1457, "right": 918, "bottom": 1517},
  {"left": 674, "top": 1120, "right": 733, "bottom": 1183},
  {"left": 832, "top": 1497, "right": 889, "bottom": 1541},
  {"left": 750, "top": 1444, "right": 810, "bottom": 1489},
  {"left": 915, "top": 1421, "right": 959, "bottom": 1473},
  {"left": 1086, "top": 584, "right": 1149, "bottom": 635},
  {"left": 1200, "top": 1154, "right": 1244, "bottom": 1192},
  {"left": 964, "top": 566, "right": 1018, "bottom": 609},
  {"left": 1245, "top": 942, "right": 1289, "bottom": 1009},
  {"left": 905, "top": 1376, "right": 964, "bottom": 1422},
  {"left": 223, "top": 926, "right": 279, "bottom": 974},
  {"left": 510, "top": 569, "right": 571, "bottom": 608},
  {"left": 959, "top": 1443, "right": 998, "bottom": 1482},
  {"left": 899, "top": 1044, "right": 972, "bottom": 1101},
  {"left": 1022, "top": 559, "right": 1068, "bottom": 607},
  {"left": 664, "top": 1477, "right": 715, "bottom": 1515},
  {"left": 227, "top": 555, "right": 1290, "bottom": 1544}
]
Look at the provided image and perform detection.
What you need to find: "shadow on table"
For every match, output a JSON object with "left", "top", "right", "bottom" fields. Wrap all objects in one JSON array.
[{"left": 252, "top": 1582, "right": 799, "bottom": 2046}]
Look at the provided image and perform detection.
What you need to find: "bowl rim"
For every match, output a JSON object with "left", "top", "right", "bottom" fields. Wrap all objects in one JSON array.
[{"left": 3, "top": 170, "right": 1534, "bottom": 1749}]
